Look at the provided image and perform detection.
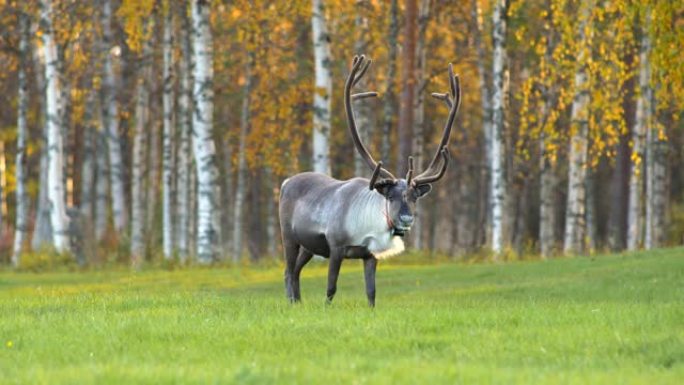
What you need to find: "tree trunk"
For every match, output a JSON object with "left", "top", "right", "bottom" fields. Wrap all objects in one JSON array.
[
  {"left": 381, "top": 0, "right": 398, "bottom": 163},
  {"left": 397, "top": 0, "right": 417, "bottom": 176},
  {"left": 146, "top": 122, "right": 160, "bottom": 233},
  {"left": 645, "top": 111, "right": 666, "bottom": 248},
  {"left": 538, "top": 0, "right": 557, "bottom": 258},
  {"left": 232, "top": 52, "right": 254, "bottom": 263},
  {"left": 353, "top": 0, "right": 373, "bottom": 177},
  {"left": 490, "top": 0, "right": 508, "bottom": 256},
  {"left": 472, "top": 0, "right": 491, "bottom": 249},
  {"left": 563, "top": 1, "right": 591, "bottom": 255},
  {"left": 176, "top": 0, "right": 193, "bottom": 261},
  {"left": 586, "top": 168, "right": 597, "bottom": 251},
  {"left": 40, "top": 0, "right": 70, "bottom": 253},
  {"left": 162, "top": 2, "right": 176, "bottom": 259},
  {"left": 95, "top": 128, "right": 109, "bottom": 243},
  {"left": 539, "top": 141, "right": 557, "bottom": 257},
  {"left": 411, "top": 0, "right": 430, "bottom": 250},
  {"left": 265, "top": 169, "right": 277, "bottom": 257},
  {"left": 627, "top": 10, "right": 651, "bottom": 251},
  {"left": 31, "top": 40, "right": 52, "bottom": 250},
  {"left": 130, "top": 22, "right": 153, "bottom": 266},
  {"left": 80, "top": 90, "right": 97, "bottom": 225},
  {"left": 0, "top": 143, "right": 6, "bottom": 232},
  {"left": 191, "top": 0, "right": 221, "bottom": 263},
  {"left": 102, "top": 0, "right": 128, "bottom": 235},
  {"left": 311, "top": 0, "right": 332, "bottom": 175},
  {"left": 12, "top": 13, "right": 30, "bottom": 267}
]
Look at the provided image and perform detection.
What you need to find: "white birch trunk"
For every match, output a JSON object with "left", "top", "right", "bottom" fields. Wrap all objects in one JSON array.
[
  {"left": 130, "top": 27, "right": 153, "bottom": 264},
  {"left": 265, "top": 169, "right": 277, "bottom": 257},
  {"left": 411, "top": 0, "right": 430, "bottom": 250},
  {"left": 232, "top": 54, "right": 253, "bottom": 263},
  {"left": 162, "top": 3, "right": 176, "bottom": 259},
  {"left": 80, "top": 90, "right": 97, "bottom": 223},
  {"left": 146, "top": 122, "right": 160, "bottom": 231},
  {"left": 353, "top": 0, "right": 373, "bottom": 177},
  {"left": 12, "top": 13, "right": 30, "bottom": 267},
  {"left": 311, "top": 0, "right": 332, "bottom": 175},
  {"left": 222, "top": 135, "right": 233, "bottom": 253},
  {"left": 95, "top": 126, "right": 109, "bottom": 242},
  {"left": 490, "top": 0, "right": 508, "bottom": 255},
  {"left": 645, "top": 129, "right": 667, "bottom": 249},
  {"left": 563, "top": 1, "right": 591, "bottom": 255},
  {"left": 381, "top": 0, "right": 398, "bottom": 162},
  {"left": 539, "top": 0, "right": 557, "bottom": 258},
  {"left": 40, "top": 0, "right": 70, "bottom": 253},
  {"left": 586, "top": 169, "right": 597, "bottom": 251},
  {"left": 472, "top": 0, "right": 492, "bottom": 248},
  {"left": 31, "top": 41, "right": 53, "bottom": 250},
  {"left": 102, "top": 0, "right": 127, "bottom": 235},
  {"left": 627, "top": 10, "right": 650, "bottom": 251},
  {"left": 176, "top": 0, "right": 193, "bottom": 261},
  {"left": 191, "top": 0, "right": 221, "bottom": 263}
]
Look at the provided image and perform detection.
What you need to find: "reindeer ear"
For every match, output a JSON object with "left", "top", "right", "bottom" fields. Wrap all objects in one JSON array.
[
  {"left": 413, "top": 184, "right": 432, "bottom": 198},
  {"left": 373, "top": 180, "right": 396, "bottom": 196}
]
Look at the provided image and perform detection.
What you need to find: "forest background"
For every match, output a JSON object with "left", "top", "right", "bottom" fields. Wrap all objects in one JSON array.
[{"left": 0, "top": 0, "right": 682, "bottom": 268}]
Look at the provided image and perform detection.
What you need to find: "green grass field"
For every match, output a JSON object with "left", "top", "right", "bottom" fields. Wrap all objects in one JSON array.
[{"left": 1, "top": 249, "right": 682, "bottom": 384}]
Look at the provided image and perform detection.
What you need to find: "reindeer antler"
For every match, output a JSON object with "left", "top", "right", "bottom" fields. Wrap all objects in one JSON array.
[
  {"left": 345, "top": 55, "right": 396, "bottom": 187},
  {"left": 412, "top": 63, "right": 461, "bottom": 186}
]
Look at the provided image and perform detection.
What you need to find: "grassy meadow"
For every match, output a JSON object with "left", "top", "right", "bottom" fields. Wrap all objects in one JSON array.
[{"left": 1, "top": 249, "right": 683, "bottom": 384}]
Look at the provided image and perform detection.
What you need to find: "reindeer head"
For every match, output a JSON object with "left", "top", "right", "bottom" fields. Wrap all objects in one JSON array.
[{"left": 344, "top": 55, "right": 462, "bottom": 236}]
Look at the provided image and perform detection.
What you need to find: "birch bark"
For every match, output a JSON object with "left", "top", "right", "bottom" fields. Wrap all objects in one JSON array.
[
  {"left": 381, "top": 0, "right": 398, "bottom": 163},
  {"left": 232, "top": 52, "right": 253, "bottom": 262},
  {"left": 411, "top": 0, "right": 430, "bottom": 250},
  {"left": 176, "top": 0, "right": 193, "bottom": 261},
  {"left": 563, "top": 0, "right": 591, "bottom": 255},
  {"left": 627, "top": 9, "right": 650, "bottom": 251},
  {"left": 130, "top": 21, "right": 153, "bottom": 265},
  {"left": 191, "top": 0, "right": 221, "bottom": 262},
  {"left": 162, "top": 2, "right": 176, "bottom": 259},
  {"left": 40, "top": 0, "right": 70, "bottom": 252},
  {"left": 102, "top": 0, "right": 128, "bottom": 234},
  {"left": 12, "top": 13, "right": 30, "bottom": 267},
  {"left": 311, "top": 0, "right": 332, "bottom": 175},
  {"left": 490, "top": 0, "right": 508, "bottom": 255}
]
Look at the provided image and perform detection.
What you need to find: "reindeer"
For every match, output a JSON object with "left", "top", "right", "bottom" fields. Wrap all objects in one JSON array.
[{"left": 279, "top": 55, "right": 461, "bottom": 306}]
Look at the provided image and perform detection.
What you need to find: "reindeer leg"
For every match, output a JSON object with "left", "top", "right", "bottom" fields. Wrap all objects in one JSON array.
[
  {"left": 363, "top": 257, "right": 377, "bottom": 307},
  {"left": 283, "top": 238, "right": 300, "bottom": 303},
  {"left": 293, "top": 249, "right": 314, "bottom": 301},
  {"left": 326, "top": 251, "right": 344, "bottom": 304}
]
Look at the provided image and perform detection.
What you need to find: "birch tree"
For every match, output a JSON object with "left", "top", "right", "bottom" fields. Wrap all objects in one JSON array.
[
  {"left": 176, "top": 0, "right": 193, "bottom": 261},
  {"left": 162, "top": 1, "right": 176, "bottom": 259},
  {"left": 130, "top": 20, "right": 153, "bottom": 265},
  {"left": 95, "top": 127, "right": 109, "bottom": 242},
  {"left": 31, "top": 44, "right": 52, "bottom": 250},
  {"left": 80, "top": 90, "right": 97, "bottom": 224},
  {"left": 539, "top": 0, "right": 558, "bottom": 257},
  {"left": 233, "top": 52, "right": 254, "bottom": 262},
  {"left": 102, "top": 0, "right": 128, "bottom": 235},
  {"left": 490, "top": 0, "right": 508, "bottom": 255},
  {"left": 191, "top": 0, "right": 221, "bottom": 262},
  {"left": 12, "top": 13, "right": 30, "bottom": 267},
  {"left": 411, "top": 0, "right": 431, "bottom": 249},
  {"left": 353, "top": 0, "right": 373, "bottom": 177},
  {"left": 472, "top": 0, "right": 492, "bottom": 248},
  {"left": 40, "top": 0, "right": 70, "bottom": 253},
  {"left": 311, "top": 0, "right": 332, "bottom": 175},
  {"left": 563, "top": 0, "right": 591, "bottom": 255},
  {"left": 397, "top": 0, "right": 417, "bottom": 176},
  {"left": 627, "top": 10, "right": 650, "bottom": 251},
  {"left": 381, "top": 0, "right": 399, "bottom": 163}
]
